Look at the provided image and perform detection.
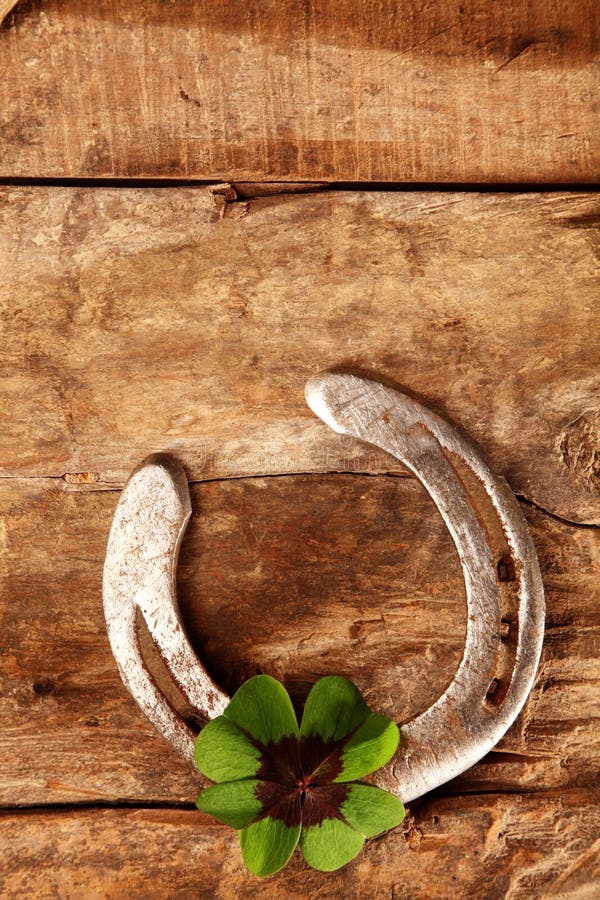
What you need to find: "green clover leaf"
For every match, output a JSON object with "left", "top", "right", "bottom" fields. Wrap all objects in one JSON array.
[{"left": 195, "top": 674, "right": 405, "bottom": 876}]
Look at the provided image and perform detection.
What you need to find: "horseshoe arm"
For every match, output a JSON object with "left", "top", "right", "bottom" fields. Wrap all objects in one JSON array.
[
  {"left": 103, "top": 454, "right": 228, "bottom": 762},
  {"left": 306, "top": 373, "right": 545, "bottom": 803}
]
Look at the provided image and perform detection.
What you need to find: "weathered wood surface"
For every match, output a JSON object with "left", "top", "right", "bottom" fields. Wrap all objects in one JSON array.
[
  {"left": 2, "top": 188, "right": 599, "bottom": 525},
  {"left": 0, "top": 1, "right": 598, "bottom": 182},
  {"left": 1, "top": 476, "right": 598, "bottom": 807},
  {"left": 1, "top": 792, "right": 599, "bottom": 899},
  {"left": 1, "top": 186, "right": 598, "bottom": 896}
]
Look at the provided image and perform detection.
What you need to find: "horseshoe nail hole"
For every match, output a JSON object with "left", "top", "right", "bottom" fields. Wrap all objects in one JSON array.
[
  {"left": 32, "top": 677, "right": 55, "bottom": 696},
  {"left": 497, "top": 554, "right": 517, "bottom": 583},
  {"left": 485, "top": 677, "right": 500, "bottom": 703},
  {"left": 500, "top": 619, "right": 511, "bottom": 640}
]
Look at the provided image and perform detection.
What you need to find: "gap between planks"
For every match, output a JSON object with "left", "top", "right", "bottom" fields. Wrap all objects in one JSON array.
[
  {"left": 0, "top": 178, "right": 598, "bottom": 193},
  {"left": 2, "top": 784, "right": 596, "bottom": 816}
]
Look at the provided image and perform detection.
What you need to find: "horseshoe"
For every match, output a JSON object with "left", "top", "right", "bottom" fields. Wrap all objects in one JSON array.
[{"left": 103, "top": 373, "right": 545, "bottom": 802}]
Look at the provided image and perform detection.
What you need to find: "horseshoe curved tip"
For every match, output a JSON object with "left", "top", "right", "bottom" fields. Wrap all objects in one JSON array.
[
  {"left": 103, "top": 453, "right": 227, "bottom": 762},
  {"left": 305, "top": 371, "right": 545, "bottom": 801}
]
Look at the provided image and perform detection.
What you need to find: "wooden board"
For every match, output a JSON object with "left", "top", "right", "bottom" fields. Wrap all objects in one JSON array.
[
  {"left": 2, "top": 187, "right": 599, "bottom": 524},
  {"left": 1, "top": 476, "right": 598, "bottom": 807},
  {"left": 1, "top": 793, "right": 599, "bottom": 899},
  {"left": 1, "top": 186, "right": 598, "bottom": 896},
  {"left": 0, "top": 1, "right": 598, "bottom": 182}
]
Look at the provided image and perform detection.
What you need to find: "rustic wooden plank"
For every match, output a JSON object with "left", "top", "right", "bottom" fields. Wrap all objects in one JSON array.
[
  {"left": 2, "top": 187, "right": 599, "bottom": 523},
  {"left": 0, "top": 1, "right": 598, "bottom": 182},
  {"left": 1, "top": 792, "right": 598, "bottom": 899},
  {"left": 1, "top": 476, "right": 597, "bottom": 806}
]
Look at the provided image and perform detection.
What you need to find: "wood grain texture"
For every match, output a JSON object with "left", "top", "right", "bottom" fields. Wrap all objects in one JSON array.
[
  {"left": 1, "top": 185, "right": 598, "bottom": 895},
  {"left": 0, "top": 0, "right": 598, "bottom": 182},
  {"left": 2, "top": 187, "right": 599, "bottom": 522},
  {"left": 1, "top": 477, "right": 598, "bottom": 806},
  {"left": 1, "top": 792, "right": 599, "bottom": 899}
]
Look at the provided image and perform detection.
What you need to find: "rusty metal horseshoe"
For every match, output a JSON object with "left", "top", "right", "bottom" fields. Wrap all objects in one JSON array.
[{"left": 103, "top": 372, "right": 545, "bottom": 803}]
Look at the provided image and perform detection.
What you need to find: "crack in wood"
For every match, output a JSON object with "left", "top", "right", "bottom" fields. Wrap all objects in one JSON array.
[{"left": 0, "top": 470, "right": 596, "bottom": 530}]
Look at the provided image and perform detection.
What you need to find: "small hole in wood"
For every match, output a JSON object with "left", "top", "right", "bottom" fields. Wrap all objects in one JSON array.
[{"left": 32, "top": 677, "right": 55, "bottom": 696}]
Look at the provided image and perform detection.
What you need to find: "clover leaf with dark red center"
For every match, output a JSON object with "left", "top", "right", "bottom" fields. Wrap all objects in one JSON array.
[{"left": 194, "top": 674, "right": 405, "bottom": 876}]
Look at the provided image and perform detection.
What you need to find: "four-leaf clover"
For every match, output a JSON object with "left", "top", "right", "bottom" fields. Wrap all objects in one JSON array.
[{"left": 195, "top": 674, "right": 405, "bottom": 876}]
